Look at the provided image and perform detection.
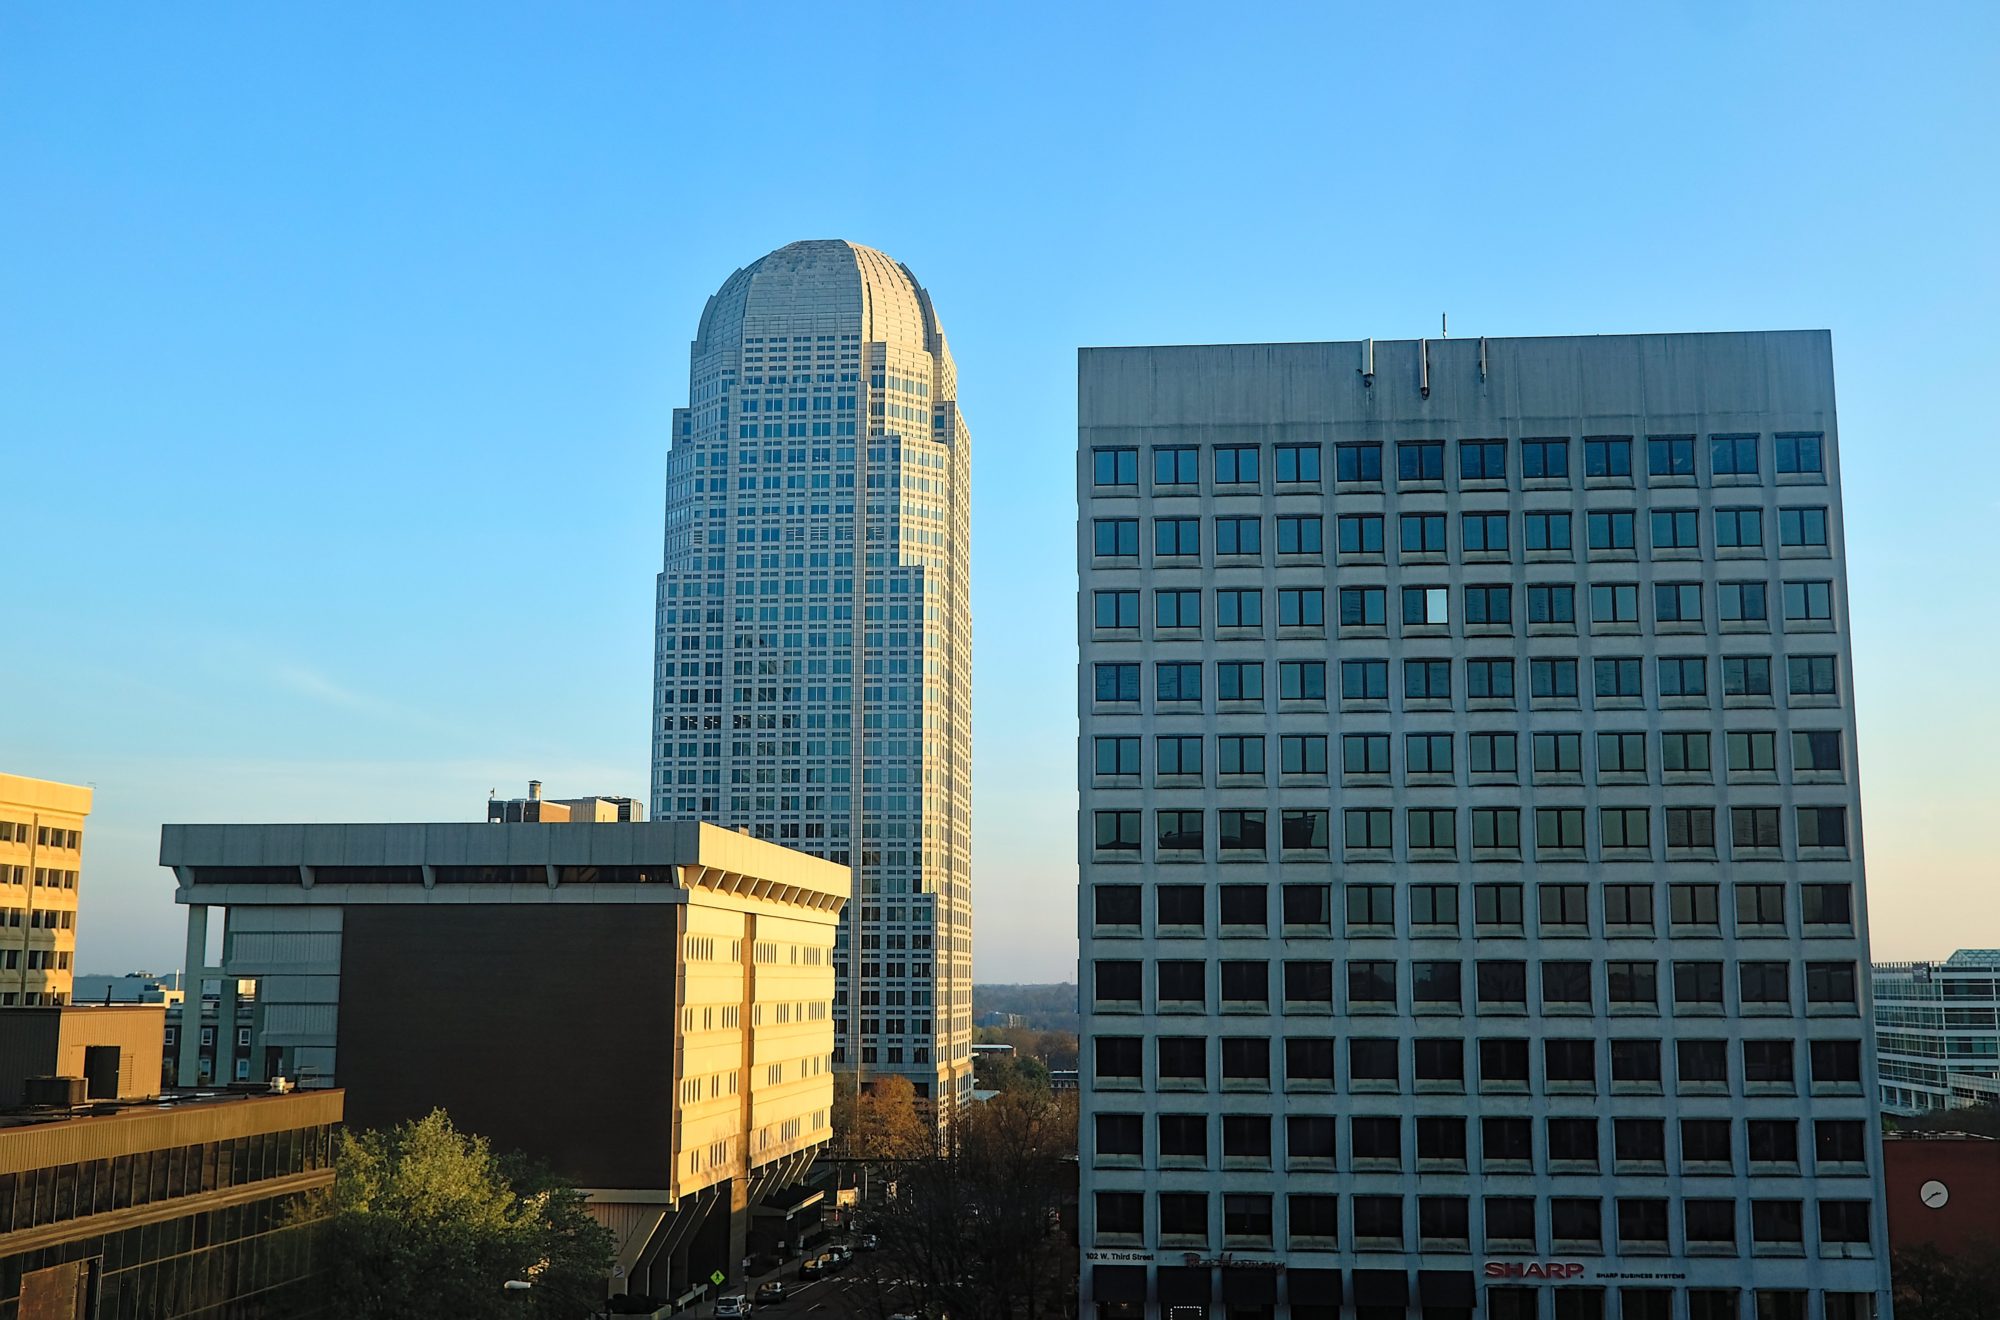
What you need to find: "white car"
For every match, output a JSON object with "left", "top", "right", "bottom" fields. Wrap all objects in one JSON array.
[{"left": 716, "top": 1296, "right": 752, "bottom": 1318}]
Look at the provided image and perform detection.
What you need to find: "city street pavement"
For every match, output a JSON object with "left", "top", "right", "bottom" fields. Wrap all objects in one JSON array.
[{"left": 698, "top": 1248, "right": 918, "bottom": 1320}]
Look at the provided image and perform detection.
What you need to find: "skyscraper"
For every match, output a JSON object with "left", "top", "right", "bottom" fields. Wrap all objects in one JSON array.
[
  {"left": 1077, "top": 333, "right": 1890, "bottom": 1320},
  {"left": 654, "top": 240, "right": 973, "bottom": 1110}
]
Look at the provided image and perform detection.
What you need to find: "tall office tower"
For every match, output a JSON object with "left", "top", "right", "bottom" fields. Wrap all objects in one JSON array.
[
  {"left": 654, "top": 240, "right": 973, "bottom": 1110},
  {"left": 1077, "top": 334, "right": 1890, "bottom": 1320},
  {"left": 0, "top": 772, "right": 90, "bottom": 1006}
]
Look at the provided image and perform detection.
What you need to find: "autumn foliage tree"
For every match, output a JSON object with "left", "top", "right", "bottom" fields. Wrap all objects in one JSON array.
[
  {"left": 831, "top": 1073, "right": 935, "bottom": 1161},
  {"left": 322, "top": 1109, "right": 615, "bottom": 1320}
]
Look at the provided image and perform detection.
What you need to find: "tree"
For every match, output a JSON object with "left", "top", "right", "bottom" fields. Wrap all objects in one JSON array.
[
  {"left": 861, "top": 1089, "right": 1078, "bottom": 1320},
  {"left": 322, "top": 1109, "right": 615, "bottom": 1320},
  {"left": 1894, "top": 1243, "right": 2000, "bottom": 1320},
  {"left": 832, "top": 1073, "right": 934, "bottom": 1160}
]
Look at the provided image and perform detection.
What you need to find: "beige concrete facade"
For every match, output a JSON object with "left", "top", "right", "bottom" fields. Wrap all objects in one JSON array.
[{"left": 0, "top": 773, "right": 90, "bottom": 1006}]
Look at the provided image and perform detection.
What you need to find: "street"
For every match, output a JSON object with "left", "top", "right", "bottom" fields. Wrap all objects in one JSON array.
[{"left": 696, "top": 1247, "right": 930, "bottom": 1320}]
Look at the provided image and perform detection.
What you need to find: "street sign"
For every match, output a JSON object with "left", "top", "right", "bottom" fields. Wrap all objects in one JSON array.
[{"left": 710, "top": 1271, "right": 727, "bottom": 1286}]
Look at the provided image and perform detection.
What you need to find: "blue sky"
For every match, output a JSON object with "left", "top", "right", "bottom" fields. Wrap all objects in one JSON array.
[{"left": 3, "top": 2, "right": 1996, "bottom": 980}]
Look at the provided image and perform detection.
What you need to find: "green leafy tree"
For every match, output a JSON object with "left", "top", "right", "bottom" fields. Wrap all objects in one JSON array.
[
  {"left": 1895, "top": 1243, "right": 2000, "bottom": 1320},
  {"left": 323, "top": 1109, "right": 615, "bottom": 1320}
]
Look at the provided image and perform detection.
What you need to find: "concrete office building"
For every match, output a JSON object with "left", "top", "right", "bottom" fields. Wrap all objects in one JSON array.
[
  {"left": 1077, "top": 334, "right": 1889, "bottom": 1320},
  {"left": 488, "top": 780, "right": 646, "bottom": 824},
  {"left": 160, "top": 819, "right": 848, "bottom": 1300},
  {"left": 0, "top": 774, "right": 90, "bottom": 1007},
  {"left": 1873, "top": 949, "right": 2000, "bottom": 1114},
  {"left": 652, "top": 240, "right": 974, "bottom": 1111},
  {"left": 0, "top": 1087, "right": 341, "bottom": 1319}
]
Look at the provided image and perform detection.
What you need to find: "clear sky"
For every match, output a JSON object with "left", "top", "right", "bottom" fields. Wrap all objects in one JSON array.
[{"left": 4, "top": 2, "right": 1996, "bottom": 982}]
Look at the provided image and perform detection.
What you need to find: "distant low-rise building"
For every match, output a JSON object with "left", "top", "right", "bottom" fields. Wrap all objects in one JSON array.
[
  {"left": 0, "top": 1004, "right": 164, "bottom": 1107},
  {"left": 1882, "top": 1131, "right": 2000, "bottom": 1261},
  {"left": 1874, "top": 951, "right": 2000, "bottom": 1113},
  {"left": 161, "top": 817, "right": 847, "bottom": 1301},
  {"left": 487, "top": 779, "right": 645, "bottom": 824}
]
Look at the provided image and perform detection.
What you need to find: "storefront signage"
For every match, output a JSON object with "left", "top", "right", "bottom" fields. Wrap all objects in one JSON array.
[
  {"left": 1181, "top": 1253, "right": 1282, "bottom": 1270},
  {"left": 1484, "top": 1262, "right": 1587, "bottom": 1281}
]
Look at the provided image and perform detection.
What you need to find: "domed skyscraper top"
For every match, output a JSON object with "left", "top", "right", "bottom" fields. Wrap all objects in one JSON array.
[{"left": 692, "top": 239, "right": 949, "bottom": 365}]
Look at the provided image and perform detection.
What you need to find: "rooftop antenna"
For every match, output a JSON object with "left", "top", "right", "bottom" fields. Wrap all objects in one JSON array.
[{"left": 1442, "top": 313, "right": 1449, "bottom": 339}]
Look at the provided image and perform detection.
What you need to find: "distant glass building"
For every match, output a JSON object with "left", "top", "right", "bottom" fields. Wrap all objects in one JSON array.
[
  {"left": 1874, "top": 950, "right": 2000, "bottom": 1113},
  {"left": 653, "top": 241, "right": 973, "bottom": 1108}
]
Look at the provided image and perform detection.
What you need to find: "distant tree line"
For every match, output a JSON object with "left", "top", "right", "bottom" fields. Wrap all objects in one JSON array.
[{"left": 972, "top": 983, "right": 1079, "bottom": 1034}]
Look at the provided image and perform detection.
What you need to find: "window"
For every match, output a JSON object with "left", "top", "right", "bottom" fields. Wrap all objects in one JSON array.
[
  {"left": 1652, "top": 509, "right": 1699, "bottom": 550},
  {"left": 1345, "top": 809, "right": 1391, "bottom": 851},
  {"left": 1094, "top": 886, "right": 1141, "bottom": 929},
  {"left": 1155, "top": 734, "right": 1202, "bottom": 777},
  {"left": 1093, "top": 591, "right": 1138, "bottom": 629},
  {"left": 1740, "top": 962, "right": 1791, "bottom": 1009},
  {"left": 1471, "top": 731, "right": 1517, "bottom": 774},
  {"left": 1619, "top": 1200, "right": 1670, "bottom": 1250},
  {"left": 1274, "top": 443, "right": 1321, "bottom": 483},
  {"left": 1221, "top": 959, "right": 1269, "bottom": 1006},
  {"left": 1667, "top": 807, "right": 1716, "bottom": 851},
  {"left": 1281, "top": 882, "right": 1331, "bottom": 927},
  {"left": 1399, "top": 440, "right": 1444, "bottom": 481},
  {"left": 1217, "top": 735, "right": 1264, "bottom": 776},
  {"left": 1728, "top": 731, "right": 1776, "bottom": 772},
  {"left": 1811, "top": 1040, "right": 1862, "bottom": 1086},
  {"left": 1403, "top": 586, "right": 1450, "bottom": 625},
  {"left": 1788, "top": 655, "right": 1838, "bottom": 695},
  {"left": 1799, "top": 806, "right": 1847, "bottom": 848},
  {"left": 1684, "top": 1202, "right": 1736, "bottom": 1252},
  {"left": 1588, "top": 510, "right": 1635, "bottom": 550},
  {"left": 1711, "top": 435, "right": 1759, "bottom": 477},
  {"left": 1092, "top": 447, "right": 1137, "bottom": 486},
  {"left": 1414, "top": 959, "right": 1462, "bottom": 1003},
  {"left": 1794, "top": 730, "right": 1842, "bottom": 772},
  {"left": 1215, "top": 587, "right": 1261, "bottom": 627},
  {"left": 1339, "top": 587, "right": 1386, "bottom": 627},
  {"left": 1535, "top": 807, "right": 1584, "bottom": 851},
  {"left": 1158, "top": 1190, "right": 1208, "bottom": 1241},
  {"left": 1094, "top": 736, "right": 1140, "bottom": 776},
  {"left": 1720, "top": 581, "right": 1767, "bottom": 621},
  {"left": 1783, "top": 580, "right": 1833, "bottom": 621},
  {"left": 1678, "top": 1039, "right": 1728, "bottom": 1087},
  {"left": 1341, "top": 659, "right": 1387, "bottom": 699},
  {"left": 1153, "top": 516, "right": 1199, "bottom": 556},
  {"left": 1155, "top": 589, "right": 1201, "bottom": 629},
  {"left": 1217, "top": 661, "right": 1264, "bottom": 702},
  {"left": 1585, "top": 436, "right": 1632, "bottom": 477},
  {"left": 1284, "top": 960, "right": 1334, "bottom": 1005},
  {"left": 1352, "top": 1194, "right": 1405, "bottom": 1246},
  {"left": 1094, "top": 1192, "right": 1143, "bottom": 1239},
  {"left": 1607, "top": 961, "right": 1658, "bottom": 1008},
  {"left": 1408, "top": 808, "right": 1455, "bottom": 852},
  {"left": 1277, "top": 515, "right": 1323, "bottom": 554},
  {"left": 1597, "top": 731, "right": 1645, "bottom": 775},
  {"left": 1779, "top": 507, "right": 1829, "bottom": 547},
  {"left": 1751, "top": 1200, "right": 1804, "bottom": 1250},
  {"left": 1604, "top": 884, "right": 1654, "bottom": 930},
  {"left": 1820, "top": 1201, "right": 1871, "bottom": 1248},
  {"left": 1463, "top": 512, "right": 1509, "bottom": 553},
  {"left": 1215, "top": 516, "right": 1261, "bottom": 556},
  {"left": 1461, "top": 439, "right": 1507, "bottom": 480},
  {"left": 1287, "top": 1115, "right": 1336, "bottom": 1167},
  {"left": 1807, "top": 962, "right": 1857, "bottom": 1006},
  {"left": 1400, "top": 512, "right": 1446, "bottom": 553},
  {"left": 1278, "top": 588, "right": 1323, "bottom": 627},
  {"left": 1155, "top": 661, "right": 1200, "bottom": 703},
  {"left": 1285, "top": 1037, "right": 1335, "bottom": 1087},
  {"left": 1348, "top": 961, "right": 1397, "bottom": 1007},
  {"left": 1094, "top": 811, "right": 1140, "bottom": 852},
  {"left": 1551, "top": 1198, "right": 1603, "bottom": 1250},
  {"left": 1405, "top": 658, "right": 1451, "bottom": 699},
  {"left": 1159, "top": 1037, "right": 1207, "bottom": 1084},
  {"left": 1214, "top": 445, "right": 1259, "bottom": 484},
  {"left": 1153, "top": 445, "right": 1198, "bottom": 485},
  {"left": 1682, "top": 1118, "right": 1732, "bottom": 1167},
  {"left": 1408, "top": 732, "right": 1453, "bottom": 774},
  {"left": 1745, "top": 1042, "right": 1796, "bottom": 1088},
  {"left": 1648, "top": 436, "right": 1694, "bottom": 476},
  {"left": 1288, "top": 1193, "right": 1338, "bottom": 1247},
  {"left": 1280, "top": 660, "right": 1326, "bottom": 699},
  {"left": 1732, "top": 806, "right": 1779, "bottom": 850},
  {"left": 1466, "top": 587, "right": 1512, "bottom": 628},
  {"left": 1659, "top": 656, "right": 1707, "bottom": 698},
  {"left": 1528, "top": 584, "right": 1575, "bottom": 624},
  {"left": 1674, "top": 962, "right": 1725, "bottom": 1009},
  {"left": 1655, "top": 582, "right": 1702, "bottom": 623},
  {"left": 1816, "top": 1119, "right": 1867, "bottom": 1167},
  {"left": 1525, "top": 511, "right": 1571, "bottom": 551},
  {"left": 1803, "top": 884, "right": 1853, "bottom": 927},
  {"left": 1337, "top": 513, "right": 1384, "bottom": 554},
  {"left": 1724, "top": 656, "right": 1771, "bottom": 696},
  {"left": 1096, "top": 1036, "right": 1142, "bottom": 1082},
  {"left": 1094, "top": 961, "right": 1142, "bottom": 1006},
  {"left": 1663, "top": 731, "right": 1711, "bottom": 773},
  {"left": 1157, "top": 809, "right": 1204, "bottom": 852},
  {"left": 1534, "top": 732, "right": 1582, "bottom": 775},
  {"left": 1540, "top": 883, "right": 1588, "bottom": 930},
  {"left": 1594, "top": 657, "right": 1642, "bottom": 697},
  {"left": 1411, "top": 885, "right": 1459, "bottom": 928},
  {"left": 1094, "top": 662, "right": 1139, "bottom": 702},
  {"left": 1093, "top": 518, "right": 1138, "bottom": 557},
  {"left": 1416, "top": 1113, "right": 1466, "bottom": 1159},
  {"left": 1523, "top": 438, "right": 1568, "bottom": 478},
  {"left": 1542, "top": 965, "right": 1593, "bottom": 1012},
  {"left": 1336, "top": 442, "right": 1383, "bottom": 483},
  {"left": 1716, "top": 507, "right": 1763, "bottom": 548},
  {"left": 1282, "top": 735, "right": 1328, "bottom": 775},
  {"left": 1777, "top": 434, "right": 1824, "bottom": 475},
  {"left": 1475, "top": 884, "right": 1525, "bottom": 930},
  {"left": 1483, "top": 1115, "right": 1532, "bottom": 1166},
  {"left": 1343, "top": 733, "right": 1389, "bottom": 774},
  {"left": 1616, "top": 1117, "right": 1666, "bottom": 1165}
]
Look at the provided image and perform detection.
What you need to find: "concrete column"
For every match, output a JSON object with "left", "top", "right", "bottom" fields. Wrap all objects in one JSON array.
[
  {"left": 177, "top": 905, "right": 207, "bottom": 1087},
  {"left": 727, "top": 1178, "right": 750, "bottom": 1284},
  {"left": 214, "top": 919, "right": 238, "bottom": 1085}
]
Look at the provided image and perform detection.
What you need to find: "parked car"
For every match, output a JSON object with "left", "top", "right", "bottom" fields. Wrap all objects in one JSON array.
[
  {"left": 756, "top": 1281, "right": 786, "bottom": 1304},
  {"left": 857, "top": 1234, "right": 879, "bottom": 1251},
  {"left": 798, "top": 1257, "right": 823, "bottom": 1280},
  {"left": 715, "top": 1296, "right": 752, "bottom": 1318},
  {"left": 829, "top": 1246, "right": 853, "bottom": 1266}
]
